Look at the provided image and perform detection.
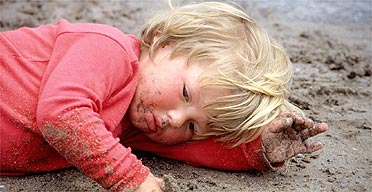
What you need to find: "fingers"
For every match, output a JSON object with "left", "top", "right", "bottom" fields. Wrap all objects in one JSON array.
[
  {"left": 279, "top": 111, "right": 294, "bottom": 118},
  {"left": 292, "top": 113, "right": 311, "bottom": 131},
  {"left": 268, "top": 117, "right": 293, "bottom": 133},
  {"left": 304, "top": 118, "right": 314, "bottom": 130},
  {"left": 317, "top": 122, "right": 329, "bottom": 132},
  {"left": 294, "top": 123, "right": 327, "bottom": 156},
  {"left": 300, "top": 141, "right": 324, "bottom": 154},
  {"left": 281, "top": 112, "right": 327, "bottom": 136},
  {"left": 271, "top": 112, "right": 328, "bottom": 138},
  {"left": 301, "top": 122, "right": 328, "bottom": 140},
  {"left": 270, "top": 112, "right": 305, "bottom": 133},
  {"left": 280, "top": 112, "right": 315, "bottom": 132},
  {"left": 277, "top": 112, "right": 308, "bottom": 132},
  {"left": 136, "top": 173, "right": 164, "bottom": 192},
  {"left": 159, "top": 178, "right": 165, "bottom": 191}
]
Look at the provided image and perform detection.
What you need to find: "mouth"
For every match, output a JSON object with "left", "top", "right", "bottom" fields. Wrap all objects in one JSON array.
[{"left": 145, "top": 112, "right": 158, "bottom": 133}]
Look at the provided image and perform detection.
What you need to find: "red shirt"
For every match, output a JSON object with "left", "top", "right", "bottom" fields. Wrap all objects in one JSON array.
[
  {"left": 1, "top": 19, "right": 147, "bottom": 191},
  {"left": 1, "top": 20, "right": 281, "bottom": 191}
]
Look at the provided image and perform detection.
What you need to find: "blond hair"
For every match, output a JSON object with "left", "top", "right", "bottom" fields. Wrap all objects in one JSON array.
[{"left": 139, "top": 1, "right": 303, "bottom": 147}]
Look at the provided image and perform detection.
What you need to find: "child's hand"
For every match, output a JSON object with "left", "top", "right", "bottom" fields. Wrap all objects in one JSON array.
[
  {"left": 134, "top": 173, "right": 164, "bottom": 192},
  {"left": 261, "top": 112, "right": 328, "bottom": 163}
]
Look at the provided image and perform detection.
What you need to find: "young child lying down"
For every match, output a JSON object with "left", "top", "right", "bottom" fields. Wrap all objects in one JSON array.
[{"left": 0, "top": 1, "right": 327, "bottom": 191}]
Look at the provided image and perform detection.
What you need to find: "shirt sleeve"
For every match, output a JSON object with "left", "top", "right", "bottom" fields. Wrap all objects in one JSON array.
[
  {"left": 123, "top": 131, "right": 284, "bottom": 171},
  {"left": 36, "top": 33, "right": 148, "bottom": 191}
]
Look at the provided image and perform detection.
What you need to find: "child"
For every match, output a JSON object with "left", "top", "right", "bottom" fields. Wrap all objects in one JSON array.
[{"left": 0, "top": 1, "right": 327, "bottom": 192}]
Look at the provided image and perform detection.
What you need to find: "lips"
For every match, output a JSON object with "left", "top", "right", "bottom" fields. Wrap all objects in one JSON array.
[{"left": 145, "top": 112, "right": 157, "bottom": 132}]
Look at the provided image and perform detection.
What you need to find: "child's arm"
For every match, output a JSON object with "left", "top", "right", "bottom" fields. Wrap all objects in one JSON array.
[
  {"left": 260, "top": 112, "right": 328, "bottom": 163},
  {"left": 36, "top": 31, "right": 152, "bottom": 191},
  {"left": 125, "top": 133, "right": 279, "bottom": 171},
  {"left": 124, "top": 112, "right": 327, "bottom": 171}
]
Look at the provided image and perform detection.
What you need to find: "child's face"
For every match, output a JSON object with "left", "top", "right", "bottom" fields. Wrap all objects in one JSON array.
[{"left": 128, "top": 45, "right": 210, "bottom": 145}]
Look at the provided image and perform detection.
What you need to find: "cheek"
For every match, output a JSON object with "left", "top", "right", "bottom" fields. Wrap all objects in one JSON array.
[
  {"left": 136, "top": 75, "right": 161, "bottom": 104},
  {"left": 145, "top": 81, "right": 180, "bottom": 105},
  {"left": 159, "top": 79, "right": 182, "bottom": 100}
]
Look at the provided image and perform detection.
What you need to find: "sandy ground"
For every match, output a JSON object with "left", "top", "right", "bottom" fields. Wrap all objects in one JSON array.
[{"left": 0, "top": 0, "right": 371, "bottom": 191}]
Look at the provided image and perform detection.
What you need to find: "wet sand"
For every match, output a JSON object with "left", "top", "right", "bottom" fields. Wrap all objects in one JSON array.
[{"left": 1, "top": 0, "right": 371, "bottom": 191}]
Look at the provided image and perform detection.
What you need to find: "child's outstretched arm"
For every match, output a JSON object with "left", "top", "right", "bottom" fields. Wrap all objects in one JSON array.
[
  {"left": 124, "top": 112, "right": 327, "bottom": 171},
  {"left": 260, "top": 112, "right": 328, "bottom": 163}
]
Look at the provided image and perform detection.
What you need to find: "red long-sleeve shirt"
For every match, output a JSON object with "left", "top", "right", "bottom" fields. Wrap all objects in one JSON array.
[
  {"left": 1, "top": 20, "right": 280, "bottom": 191},
  {"left": 1, "top": 19, "right": 147, "bottom": 191}
]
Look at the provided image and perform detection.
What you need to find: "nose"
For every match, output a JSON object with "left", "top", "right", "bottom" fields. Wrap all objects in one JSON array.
[
  {"left": 166, "top": 108, "right": 188, "bottom": 128},
  {"left": 159, "top": 115, "right": 169, "bottom": 127}
]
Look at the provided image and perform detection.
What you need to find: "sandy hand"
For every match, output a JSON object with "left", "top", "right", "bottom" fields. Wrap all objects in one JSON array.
[
  {"left": 261, "top": 112, "right": 328, "bottom": 163},
  {"left": 134, "top": 173, "right": 164, "bottom": 192}
]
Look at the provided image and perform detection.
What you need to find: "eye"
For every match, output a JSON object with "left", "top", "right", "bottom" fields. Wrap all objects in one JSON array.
[
  {"left": 188, "top": 121, "right": 195, "bottom": 133},
  {"left": 183, "top": 84, "right": 190, "bottom": 102}
]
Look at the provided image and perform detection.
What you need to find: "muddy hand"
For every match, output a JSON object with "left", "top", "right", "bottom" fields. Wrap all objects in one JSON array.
[
  {"left": 261, "top": 112, "right": 328, "bottom": 163},
  {"left": 134, "top": 173, "right": 164, "bottom": 192}
]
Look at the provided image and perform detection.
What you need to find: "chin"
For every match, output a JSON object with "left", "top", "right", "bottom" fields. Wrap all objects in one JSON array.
[{"left": 146, "top": 135, "right": 179, "bottom": 145}]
